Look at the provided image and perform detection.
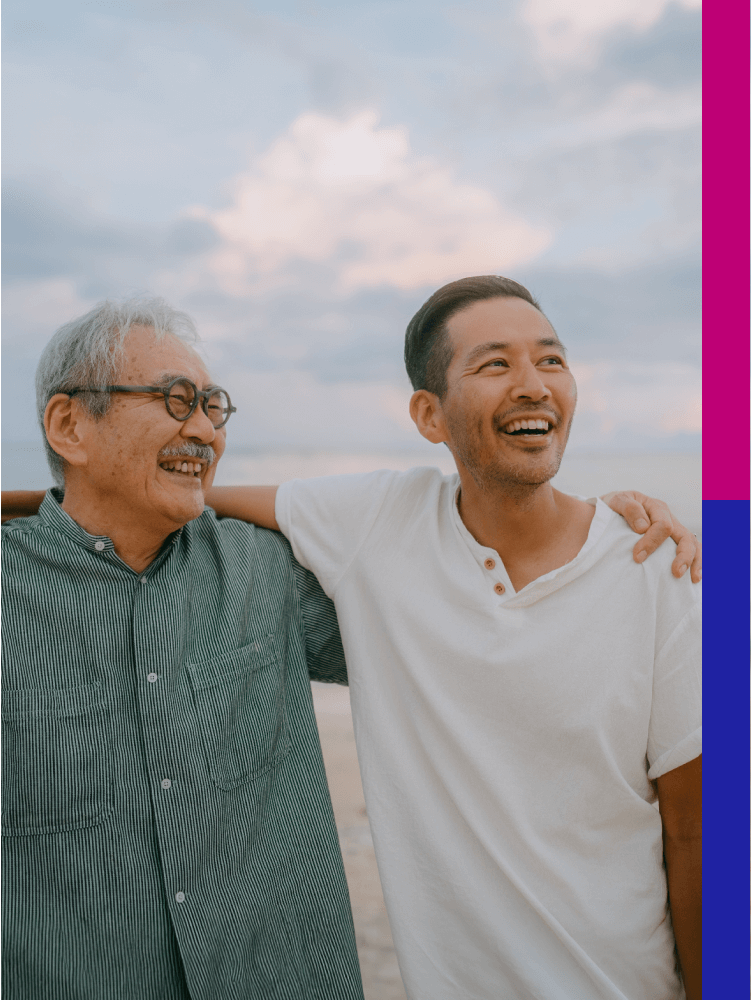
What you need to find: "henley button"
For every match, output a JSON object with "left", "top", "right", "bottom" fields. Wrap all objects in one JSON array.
[
  {"left": 161, "top": 778, "right": 172, "bottom": 789},
  {"left": 94, "top": 541, "right": 105, "bottom": 552},
  {"left": 175, "top": 892, "right": 185, "bottom": 903},
  {"left": 147, "top": 673, "right": 158, "bottom": 683},
  {"left": 484, "top": 558, "right": 495, "bottom": 570},
  {"left": 494, "top": 582, "right": 505, "bottom": 595}
]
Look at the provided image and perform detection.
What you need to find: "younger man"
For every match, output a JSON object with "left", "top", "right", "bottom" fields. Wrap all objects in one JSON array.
[{"left": 205, "top": 276, "right": 702, "bottom": 999}]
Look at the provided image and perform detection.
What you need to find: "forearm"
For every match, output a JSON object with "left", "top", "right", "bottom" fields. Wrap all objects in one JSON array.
[
  {"left": 203, "top": 485, "right": 280, "bottom": 530},
  {"left": 664, "top": 834, "right": 701, "bottom": 999},
  {"left": 1, "top": 490, "right": 46, "bottom": 523}
]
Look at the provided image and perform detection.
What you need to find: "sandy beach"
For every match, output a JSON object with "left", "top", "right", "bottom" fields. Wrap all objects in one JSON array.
[{"left": 312, "top": 682, "right": 408, "bottom": 1000}]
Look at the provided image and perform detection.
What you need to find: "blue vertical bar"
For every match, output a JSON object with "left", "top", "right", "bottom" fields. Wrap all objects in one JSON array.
[{"left": 701, "top": 500, "right": 749, "bottom": 994}]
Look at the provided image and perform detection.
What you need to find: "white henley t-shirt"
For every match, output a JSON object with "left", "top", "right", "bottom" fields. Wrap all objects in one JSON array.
[{"left": 275, "top": 467, "right": 701, "bottom": 1000}]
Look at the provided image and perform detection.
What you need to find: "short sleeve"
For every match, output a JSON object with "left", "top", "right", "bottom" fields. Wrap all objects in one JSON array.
[
  {"left": 647, "top": 601, "right": 702, "bottom": 780},
  {"left": 292, "top": 559, "right": 348, "bottom": 685},
  {"left": 276, "top": 471, "right": 402, "bottom": 597}
]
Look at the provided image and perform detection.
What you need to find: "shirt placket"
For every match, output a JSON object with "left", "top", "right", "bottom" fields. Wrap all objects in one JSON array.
[
  {"left": 131, "top": 562, "right": 199, "bottom": 958},
  {"left": 477, "top": 552, "right": 513, "bottom": 605}
]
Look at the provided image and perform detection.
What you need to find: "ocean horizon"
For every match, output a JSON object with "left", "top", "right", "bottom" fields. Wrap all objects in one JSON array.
[{"left": 2, "top": 441, "right": 701, "bottom": 537}]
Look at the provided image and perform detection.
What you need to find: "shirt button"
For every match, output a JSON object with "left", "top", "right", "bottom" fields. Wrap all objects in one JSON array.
[
  {"left": 161, "top": 778, "right": 172, "bottom": 789},
  {"left": 484, "top": 558, "right": 495, "bottom": 570},
  {"left": 175, "top": 892, "right": 186, "bottom": 904},
  {"left": 94, "top": 541, "right": 105, "bottom": 552},
  {"left": 139, "top": 577, "right": 147, "bottom": 585},
  {"left": 494, "top": 582, "right": 505, "bottom": 595},
  {"left": 147, "top": 673, "right": 158, "bottom": 683}
]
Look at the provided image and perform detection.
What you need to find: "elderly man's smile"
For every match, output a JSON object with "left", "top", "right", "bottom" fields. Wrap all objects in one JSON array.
[
  {"left": 158, "top": 458, "right": 208, "bottom": 478},
  {"left": 157, "top": 443, "right": 216, "bottom": 482}
]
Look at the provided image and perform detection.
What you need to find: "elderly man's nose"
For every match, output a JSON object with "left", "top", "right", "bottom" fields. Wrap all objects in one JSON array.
[{"left": 181, "top": 403, "right": 216, "bottom": 441}]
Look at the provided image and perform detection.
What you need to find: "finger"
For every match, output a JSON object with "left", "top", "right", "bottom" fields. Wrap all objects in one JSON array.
[
  {"left": 689, "top": 540, "right": 702, "bottom": 582},
  {"left": 670, "top": 519, "right": 702, "bottom": 581},
  {"left": 632, "top": 519, "right": 672, "bottom": 563},
  {"left": 632, "top": 496, "right": 674, "bottom": 558},
  {"left": 602, "top": 493, "right": 651, "bottom": 534}
]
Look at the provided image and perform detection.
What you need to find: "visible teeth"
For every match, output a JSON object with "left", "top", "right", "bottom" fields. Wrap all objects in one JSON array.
[
  {"left": 159, "top": 459, "right": 202, "bottom": 475},
  {"left": 503, "top": 419, "right": 550, "bottom": 434}
]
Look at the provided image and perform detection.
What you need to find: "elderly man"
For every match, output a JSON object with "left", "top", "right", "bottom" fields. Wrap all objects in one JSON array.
[
  {"left": 182, "top": 277, "right": 701, "bottom": 1000},
  {"left": 2, "top": 300, "right": 364, "bottom": 999}
]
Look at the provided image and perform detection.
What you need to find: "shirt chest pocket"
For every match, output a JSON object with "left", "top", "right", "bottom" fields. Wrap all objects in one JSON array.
[
  {"left": 2, "top": 684, "right": 112, "bottom": 836},
  {"left": 187, "top": 635, "right": 291, "bottom": 790}
]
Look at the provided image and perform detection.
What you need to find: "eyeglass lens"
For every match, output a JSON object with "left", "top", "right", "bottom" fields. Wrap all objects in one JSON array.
[{"left": 166, "top": 379, "right": 232, "bottom": 427}]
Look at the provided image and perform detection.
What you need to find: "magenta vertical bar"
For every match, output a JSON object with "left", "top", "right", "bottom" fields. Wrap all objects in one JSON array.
[
  {"left": 702, "top": 0, "right": 749, "bottom": 500},
  {"left": 701, "top": 5, "right": 749, "bottom": 996}
]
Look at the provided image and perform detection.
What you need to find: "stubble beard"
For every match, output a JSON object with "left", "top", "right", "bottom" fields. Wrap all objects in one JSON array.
[{"left": 447, "top": 413, "right": 572, "bottom": 505}]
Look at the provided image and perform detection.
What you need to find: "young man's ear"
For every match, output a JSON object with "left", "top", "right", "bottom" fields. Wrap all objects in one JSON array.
[
  {"left": 409, "top": 390, "right": 448, "bottom": 445},
  {"left": 44, "top": 394, "right": 89, "bottom": 470}
]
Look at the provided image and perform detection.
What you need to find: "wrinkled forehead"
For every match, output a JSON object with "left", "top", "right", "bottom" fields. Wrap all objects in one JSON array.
[{"left": 119, "top": 324, "right": 212, "bottom": 386}]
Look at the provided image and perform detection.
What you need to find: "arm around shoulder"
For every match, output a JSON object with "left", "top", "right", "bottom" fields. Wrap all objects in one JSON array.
[
  {"left": 2, "top": 490, "right": 47, "bottom": 523},
  {"left": 601, "top": 490, "right": 701, "bottom": 582},
  {"left": 203, "top": 485, "right": 279, "bottom": 531}
]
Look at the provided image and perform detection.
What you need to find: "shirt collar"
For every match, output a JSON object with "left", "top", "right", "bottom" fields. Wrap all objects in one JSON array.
[{"left": 38, "top": 488, "right": 184, "bottom": 566}]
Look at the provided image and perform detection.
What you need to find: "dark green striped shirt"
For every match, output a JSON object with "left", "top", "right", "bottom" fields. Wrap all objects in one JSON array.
[{"left": 2, "top": 490, "right": 364, "bottom": 1000}]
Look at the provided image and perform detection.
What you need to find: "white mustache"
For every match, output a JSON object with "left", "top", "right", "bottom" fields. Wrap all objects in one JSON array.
[{"left": 158, "top": 444, "right": 216, "bottom": 466}]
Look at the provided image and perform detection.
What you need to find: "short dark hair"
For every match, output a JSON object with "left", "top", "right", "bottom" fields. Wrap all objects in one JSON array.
[{"left": 404, "top": 275, "right": 543, "bottom": 397}]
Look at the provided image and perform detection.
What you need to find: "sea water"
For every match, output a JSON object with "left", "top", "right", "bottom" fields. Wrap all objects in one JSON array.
[{"left": 2, "top": 441, "right": 701, "bottom": 536}]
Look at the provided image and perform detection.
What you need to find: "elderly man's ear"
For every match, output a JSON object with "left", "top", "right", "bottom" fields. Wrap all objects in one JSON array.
[
  {"left": 410, "top": 390, "right": 449, "bottom": 445},
  {"left": 44, "top": 394, "right": 90, "bottom": 470}
]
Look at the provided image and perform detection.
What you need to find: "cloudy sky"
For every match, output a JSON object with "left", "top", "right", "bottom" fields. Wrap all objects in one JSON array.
[{"left": 3, "top": 0, "right": 701, "bottom": 459}]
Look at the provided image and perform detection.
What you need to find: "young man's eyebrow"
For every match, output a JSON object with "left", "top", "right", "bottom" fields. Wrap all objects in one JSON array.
[
  {"left": 538, "top": 337, "right": 567, "bottom": 354},
  {"left": 463, "top": 337, "right": 567, "bottom": 366}
]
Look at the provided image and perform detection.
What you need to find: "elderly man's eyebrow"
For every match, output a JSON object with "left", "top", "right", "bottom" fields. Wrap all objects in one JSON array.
[
  {"left": 151, "top": 373, "right": 184, "bottom": 387},
  {"left": 151, "top": 372, "right": 218, "bottom": 389},
  {"left": 464, "top": 337, "right": 567, "bottom": 366}
]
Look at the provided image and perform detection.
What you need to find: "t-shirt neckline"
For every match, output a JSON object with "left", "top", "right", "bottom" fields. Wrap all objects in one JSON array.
[{"left": 449, "top": 475, "right": 615, "bottom": 601}]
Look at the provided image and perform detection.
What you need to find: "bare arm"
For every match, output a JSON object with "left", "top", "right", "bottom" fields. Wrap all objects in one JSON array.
[
  {"left": 200, "top": 486, "right": 702, "bottom": 584},
  {"left": 1, "top": 486, "right": 282, "bottom": 530},
  {"left": 656, "top": 754, "right": 702, "bottom": 1000},
  {"left": 203, "top": 485, "right": 280, "bottom": 530},
  {"left": 602, "top": 491, "right": 701, "bottom": 583},
  {"left": 1, "top": 490, "right": 47, "bottom": 523},
  {"left": 3, "top": 486, "right": 703, "bottom": 585}
]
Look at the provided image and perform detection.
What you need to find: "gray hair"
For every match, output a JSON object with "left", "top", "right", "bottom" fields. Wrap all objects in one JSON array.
[{"left": 36, "top": 296, "right": 201, "bottom": 486}]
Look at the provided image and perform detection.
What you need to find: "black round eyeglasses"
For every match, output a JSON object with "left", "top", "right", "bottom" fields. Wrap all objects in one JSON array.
[{"left": 66, "top": 378, "right": 237, "bottom": 429}]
